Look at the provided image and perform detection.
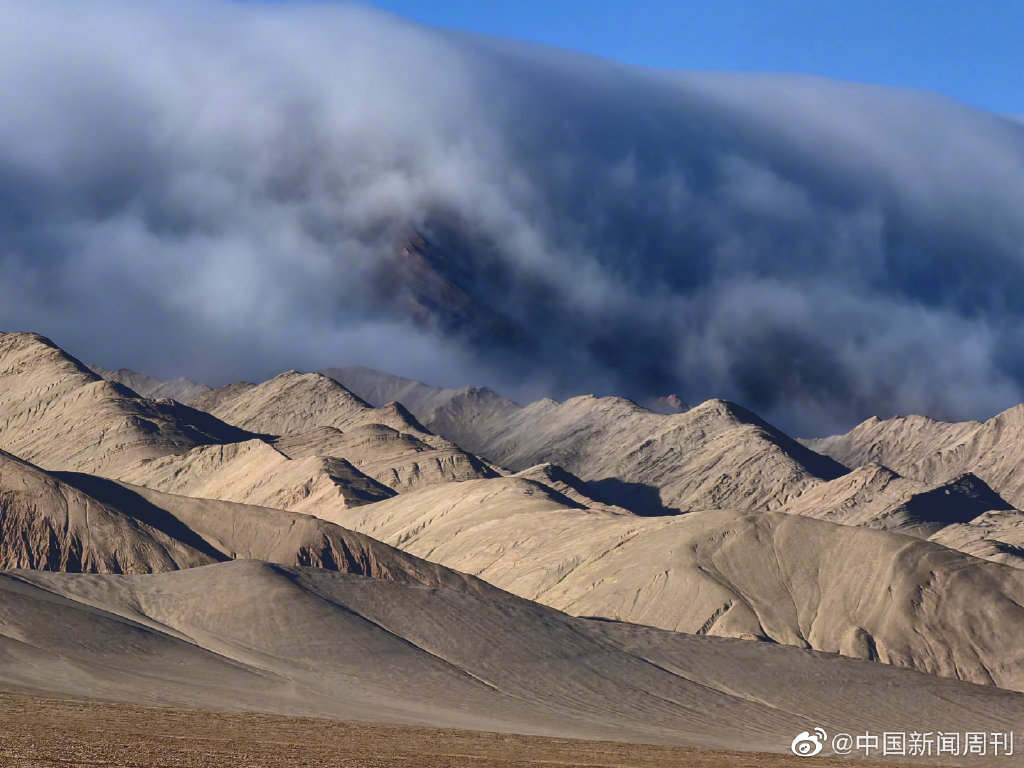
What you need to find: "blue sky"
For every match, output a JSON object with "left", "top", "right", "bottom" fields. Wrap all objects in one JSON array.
[{"left": 348, "top": 0, "right": 1022, "bottom": 115}]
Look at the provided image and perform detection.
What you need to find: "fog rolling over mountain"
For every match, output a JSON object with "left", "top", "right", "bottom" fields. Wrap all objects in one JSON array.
[{"left": 2, "top": 0, "right": 1024, "bottom": 434}]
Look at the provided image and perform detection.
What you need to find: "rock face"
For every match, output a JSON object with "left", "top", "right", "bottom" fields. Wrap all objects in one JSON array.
[
  {"left": 88, "top": 365, "right": 212, "bottom": 404},
  {"left": 324, "top": 476, "right": 1024, "bottom": 691},
  {"left": 0, "top": 449, "right": 211, "bottom": 573},
  {"left": 805, "top": 405, "right": 1024, "bottom": 509},
  {"left": 0, "top": 333, "right": 251, "bottom": 476},
  {"left": 4, "top": 560, "right": 1022, "bottom": 755}
]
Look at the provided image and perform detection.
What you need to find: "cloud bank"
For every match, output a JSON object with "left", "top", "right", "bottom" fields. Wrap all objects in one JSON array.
[{"left": 2, "top": 0, "right": 1024, "bottom": 435}]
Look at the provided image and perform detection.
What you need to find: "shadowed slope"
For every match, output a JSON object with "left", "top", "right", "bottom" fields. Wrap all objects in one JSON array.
[
  {"left": 446, "top": 397, "right": 846, "bottom": 511},
  {"left": 0, "top": 449, "right": 502, "bottom": 597},
  {"left": 780, "top": 463, "right": 1013, "bottom": 537},
  {"left": 0, "top": 449, "right": 216, "bottom": 574}
]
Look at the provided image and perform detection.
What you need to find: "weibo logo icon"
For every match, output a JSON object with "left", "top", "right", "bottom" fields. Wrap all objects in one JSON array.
[{"left": 791, "top": 728, "right": 827, "bottom": 757}]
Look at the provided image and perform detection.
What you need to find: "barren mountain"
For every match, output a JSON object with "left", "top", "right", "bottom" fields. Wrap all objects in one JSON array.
[
  {"left": 928, "top": 511, "right": 1024, "bottom": 568},
  {"left": 333, "top": 381, "right": 850, "bottom": 513},
  {"left": 323, "top": 365, "right": 521, "bottom": 454},
  {"left": 189, "top": 380, "right": 257, "bottom": 413},
  {"left": 169, "top": 372, "right": 497, "bottom": 505},
  {"left": 88, "top": 365, "right": 212, "bottom": 404},
  {"left": 119, "top": 439, "right": 397, "bottom": 515},
  {"left": 434, "top": 396, "right": 847, "bottom": 513},
  {"left": 0, "top": 333, "right": 251, "bottom": 476},
  {"left": 0, "top": 449, "right": 212, "bottom": 573},
  {"left": 7, "top": 330, "right": 1024, "bottom": 750},
  {"left": 271, "top": 424, "right": 498, "bottom": 492},
  {"left": 805, "top": 406, "right": 1024, "bottom": 509},
  {"left": 325, "top": 475, "right": 1024, "bottom": 690},
  {"left": 198, "top": 367, "right": 845, "bottom": 515},
  {"left": 0, "top": 448, "right": 500, "bottom": 596},
  {"left": 200, "top": 370, "right": 377, "bottom": 433},
  {"left": 779, "top": 463, "right": 1013, "bottom": 537},
  {"left": 3, "top": 560, "right": 1022, "bottom": 759}
]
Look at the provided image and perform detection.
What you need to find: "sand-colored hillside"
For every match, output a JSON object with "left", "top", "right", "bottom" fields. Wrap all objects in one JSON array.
[
  {"left": 0, "top": 448, "right": 502, "bottom": 596},
  {"left": 272, "top": 423, "right": 498, "bottom": 491},
  {"left": 326, "top": 367, "right": 848, "bottom": 513},
  {"left": 201, "top": 370, "right": 427, "bottom": 437},
  {"left": 408, "top": 396, "right": 847, "bottom": 512},
  {"left": 806, "top": 405, "right": 1024, "bottom": 509},
  {"left": 180, "top": 370, "right": 497, "bottom": 496},
  {"left": 323, "top": 365, "right": 522, "bottom": 453},
  {"left": 0, "top": 449, "right": 213, "bottom": 573},
  {"left": 324, "top": 476, "right": 1024, "bottom": 690},
  {"left": 0, "top": 333, "right": 250, "bottom": 476},
  {"left": 779, "top": 463, "right": 1013, "bottom": 538},
  {"left": 3, "top": 561, "right": 1021, "bottom": 761},
  {"left": 121, "top": 424, "right": 496, "bottom": 515},
  {"left": 88, "top": 365, "right": 212, "bottom": 403},
  {"left": 928, "top": 510, "right": 1024, "bottom": 567},
  {"left": 119, "top": 438, "right": 398, "bottom": 514},
  {"left": 6, "top": 332, "right": 1024, "bottom": 763}
]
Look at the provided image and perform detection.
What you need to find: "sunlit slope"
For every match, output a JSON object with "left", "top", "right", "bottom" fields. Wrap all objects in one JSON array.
[{"left": 326, "top": 477, "right": 1024, "bottom": 690}]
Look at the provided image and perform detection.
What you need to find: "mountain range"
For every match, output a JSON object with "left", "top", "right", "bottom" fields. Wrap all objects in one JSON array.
[{"left": 2, "top": 330, "right": 1024, "bottom": 763}]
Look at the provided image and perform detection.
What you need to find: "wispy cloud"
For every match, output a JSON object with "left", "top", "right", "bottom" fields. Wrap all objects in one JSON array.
[{"left": 2, "top": 1, "right": 1023, "bottom": 434}]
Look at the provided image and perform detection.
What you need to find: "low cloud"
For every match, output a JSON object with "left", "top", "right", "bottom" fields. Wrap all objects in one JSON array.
[{"left": 2, "top": 1, "right": 1024, "bottom": 435}]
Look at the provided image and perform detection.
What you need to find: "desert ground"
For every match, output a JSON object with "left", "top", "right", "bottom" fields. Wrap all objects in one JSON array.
[{"left": 0, "top": 694, "right": 934, "bottom": 768}]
